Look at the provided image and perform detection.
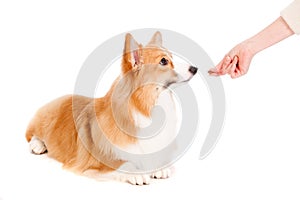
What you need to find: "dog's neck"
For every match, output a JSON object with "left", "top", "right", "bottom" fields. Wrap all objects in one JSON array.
[{"left": 105, "top": 75, "right": 158, "bottom": 123}]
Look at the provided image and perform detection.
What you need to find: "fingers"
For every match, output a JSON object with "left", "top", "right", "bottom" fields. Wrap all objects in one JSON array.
[
  {"left": 228, "top": 56, "right": 238, "bottom": 77},
  {"left": 209, "top": 55, "right": 246, "bottom": 79},
  {"left": 218, "top": 55, "right": 232, "bottom": 75},
  {"left": 209, "top": 54, "right": 248, "bottom": 79},
  {"left": 208, "top": 68, "right": 219, "bottom": 76},
  {"left": 230, "top": 70, "right": 241, "bottom": 79},
  {"left": 230, "top": 66, "right": 245, "bottom": 79},
  {"left": 230, "top": 56, "right": 250, "bottom": 78},
  {"left": 214, "top": 55, "right": 230, "bottom": 70},
  {"left": 208, "top": 55, "right": 232, "bottom": 76}
]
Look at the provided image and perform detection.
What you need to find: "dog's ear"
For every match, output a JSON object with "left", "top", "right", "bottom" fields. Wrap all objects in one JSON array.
[
  {"left": 148, "top": 31, "right": 162, "bottom": 46},
  {"left": 122, "top": 33, "right": 142, "bottom": 74}
]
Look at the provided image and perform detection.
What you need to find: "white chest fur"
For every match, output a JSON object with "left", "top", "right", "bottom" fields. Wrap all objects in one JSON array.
[
  {"left": 140, "top": 89, "right": 178, "bottom": 153},
  {"left": 120, "top": 89, "right": 179, "bottom": 156}
]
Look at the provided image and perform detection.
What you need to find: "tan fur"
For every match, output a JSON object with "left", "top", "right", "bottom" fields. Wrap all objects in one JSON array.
[
  {"left": 25, "top": 31, "right": 179, "bottom": 175},
  {"left": 26, "top": 95, "right": 122, "bottom": 172}
]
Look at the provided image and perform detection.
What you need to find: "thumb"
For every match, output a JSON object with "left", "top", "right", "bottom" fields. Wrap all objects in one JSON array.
[{"left": 208, "top": 68, "right": 220, "bottom": 76}]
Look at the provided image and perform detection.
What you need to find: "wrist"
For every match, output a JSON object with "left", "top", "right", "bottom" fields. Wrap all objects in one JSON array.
[{"left": 239, "top": 39, "right": 258, "bottom": 57}]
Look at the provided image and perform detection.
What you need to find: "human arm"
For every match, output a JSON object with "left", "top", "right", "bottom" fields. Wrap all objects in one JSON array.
[{"left": 209, "top": 16, "right": 294, "bottom": 78}]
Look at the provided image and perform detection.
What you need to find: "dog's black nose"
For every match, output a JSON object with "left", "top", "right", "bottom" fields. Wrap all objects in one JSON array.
[{"left": 189, "top": 66, "right": 198, "bottom": 75}]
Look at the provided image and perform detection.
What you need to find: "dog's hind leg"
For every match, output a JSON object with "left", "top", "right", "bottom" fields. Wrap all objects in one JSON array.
[{"left": 29, "top": 136, "right": 47, "bottom": 155}]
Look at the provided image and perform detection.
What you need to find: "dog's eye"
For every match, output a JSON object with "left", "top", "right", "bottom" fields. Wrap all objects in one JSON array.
[{"left": 159, "top": 58, "right": 169, "bottom": 66}]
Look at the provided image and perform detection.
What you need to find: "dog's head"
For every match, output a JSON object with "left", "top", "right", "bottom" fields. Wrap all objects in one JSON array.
[
  {"left": 122, "top": 31, "right": 197, "bottom": 88},
  {"left": 118, "top": 31, "right": 197, "bottom": 116}
]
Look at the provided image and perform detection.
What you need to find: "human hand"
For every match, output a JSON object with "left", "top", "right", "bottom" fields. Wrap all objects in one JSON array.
[{"left": 208, "top": 42, "right": 255, "bottom": 78}]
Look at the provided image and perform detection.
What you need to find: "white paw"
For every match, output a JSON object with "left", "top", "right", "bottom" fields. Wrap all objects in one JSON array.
[
  {"left": 122, "top": 174, "right": 151, "bottom": 185},
  {"left": 151, "top": 168, "right": 171, "bottom": 179},
  {"left": 29, "top": 136, "right": 47, "bottom": 154}
]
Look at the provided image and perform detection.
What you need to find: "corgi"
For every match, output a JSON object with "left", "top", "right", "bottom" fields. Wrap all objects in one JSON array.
[{"left": 25, "top": 31, "right": 198, "bottom": 185}]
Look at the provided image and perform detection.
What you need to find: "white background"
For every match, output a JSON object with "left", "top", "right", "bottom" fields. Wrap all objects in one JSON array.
[{"left": 1, "top": 0, "right": 300, "bottom": 199}]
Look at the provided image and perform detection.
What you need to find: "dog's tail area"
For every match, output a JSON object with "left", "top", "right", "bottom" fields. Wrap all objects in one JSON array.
[
  {"left": 25, "top": 124, "right": 34, "bottom": 142},
  {"left": 25, "top": 114, "right": 40, "bottom": 142},
  {"left": 25, "top": 122, "right": 48, "bottom": 154}
]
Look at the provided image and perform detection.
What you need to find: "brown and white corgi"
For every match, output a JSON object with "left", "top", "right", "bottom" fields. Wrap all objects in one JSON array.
[{"left": 25, "top": 31, "right": 197, "bottom": 185}]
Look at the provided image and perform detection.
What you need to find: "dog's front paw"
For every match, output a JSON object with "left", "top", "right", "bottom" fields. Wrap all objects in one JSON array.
[
  {"left": 151, "top": 168, "right": 171, "bottom": 179},
  {"left": 123, "top": 174, "right": 150, "bottom": 185}
]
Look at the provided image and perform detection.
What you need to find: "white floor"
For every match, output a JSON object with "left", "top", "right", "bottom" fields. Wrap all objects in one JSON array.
[{"left": 1, "top": 0, "right": 300, "bottom": 199}]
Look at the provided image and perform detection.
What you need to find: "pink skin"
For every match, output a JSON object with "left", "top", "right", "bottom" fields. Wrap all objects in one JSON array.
[{"left": 209, "top": 17, "right": 294, "bottom": 78}]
